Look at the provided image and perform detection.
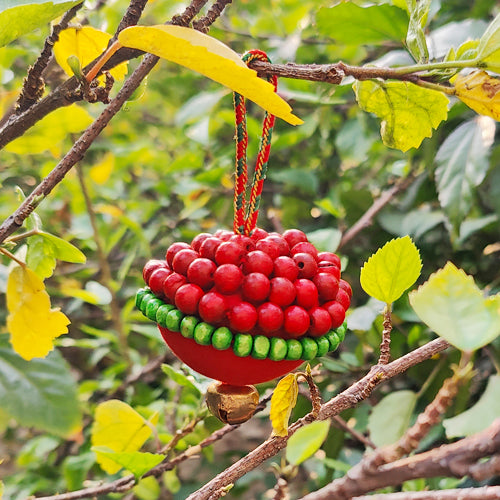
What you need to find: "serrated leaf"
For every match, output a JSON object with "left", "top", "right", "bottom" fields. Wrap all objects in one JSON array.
[
  {"left": 354, "top": 80, "right": 448, "bottom": 152},
  {"left": 117, "top": 25, "right": 302, "bottom": 126},
  {"left": 27, "top": 232, "right": 86, "bottom": 279},
  {"left": 316, "top": 3, "right": 408, "bottom": 45},
  {"left": 405, "top": 0, "right": 430, "bottom": 63},
  {"left": 0, "top": 345, "right": 82, "bottom": 437},
  {"left": 54, "top": 27, "right": 128, "bottom": 80},
  {"left": 476, "top": 12, "right": 500, "bottom": 73},
  {"left": 443, "top": 375, "right": 500, "bottom": 438},
  {"left": 270, "top": 373, "right": 299, "bottom": 437},
  {"left": 91, "top": 447, "right": 165, "bottom": 478},
  {"left": 435, "top": 119, "right": 493, "bottom": 231},
  {"left": 0, "top": 0, "right": 82, "bottom": 48},
  {"left": 91, "top": 400, "right": 159, "bottom": 474},
  {"left": 286, "top": 420, "right": 330, "bottom": 465},
  {"left": 409, "top": 262, "right": 500, "bottom": 351},
  {"left": 6, "top": 265, "right": 70, "bottom": 360},
  {"left": 368, "top": 390, "right": 417, "bottom": 447},
  {"left": 4, "top": 104, "right": 93, "bottom": 155},
  {"left": 454, "top": 71, "right": 500, "bottom": 121},
  {"left": 161, "top": 364, "right": 201, "bottom": 395},
  {"left": 360, "top": 236, "right": 422, "bottom": 304}
]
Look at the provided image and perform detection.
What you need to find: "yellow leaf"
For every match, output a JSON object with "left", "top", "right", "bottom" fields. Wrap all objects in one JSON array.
[
  {"left": 6, "top": 266, "right": 70, "bottom": 360},
  {"left": 90, "top": 152, "right": 114, "bottom": 184},
  {"left": 455, "top": 70, "right": 500, "bottom": 121},
  {"left": 5, "top": 104, "right": 93, "bottom": 155},
  {"left": 270, "top": 373, "right": 299, "bottom": 437},
  {"left": 118, "top": 25, "right": 302, "bottom": 126},
  {"left": 91, "top": 400, "right": 159, "bottom": 474},
  {"left": 54, "top": 26, "right": 128, "bottom": 80},
  {"left": 360, "top": 236, "right": 422, "bottom": 304}
]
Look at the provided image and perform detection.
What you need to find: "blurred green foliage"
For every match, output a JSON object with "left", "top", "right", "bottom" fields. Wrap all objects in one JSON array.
[{"left": 0, "top": 0, "right": 499, "bottom": 498}]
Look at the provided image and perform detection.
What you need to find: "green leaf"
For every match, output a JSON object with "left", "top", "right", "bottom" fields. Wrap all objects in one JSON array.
[
  {"left": 4, "top": 104, "right": 93, "bottom": 155},
  {"left": 409, "top": 262, "right": 500, "bottom": 351},
  {"left": 405, "top": 0, "right": 430, "bottom": 62},
  {"left": 354, "top": 80, "right": 448, "bottom": 152},
  {"left": 360, "top": 236, "right": 422, "bottom": 304},
  {"left": 270, "top": 373, "right": 299, "bottom": 437},
  {"left": 286, "top": 420, "right": 330, "bottom": 465},
  {"left": 306, "top": 228, "right": 342, "bottom": 254},
  {"left": 443, "top": 375, "right": 500, "bottom": 438},
  {"left": 161, "top": 363, "right": 201, "bottom": 395},
  {"left": 476, "top": 12, "right": 500, "bottom": 72},
  {"left": 27, "top": 231, "right": 85, "bottom": 279},
  {"left": 0, "top": 0, "right": 82, "bottom": 48},
  {"left": 316, "top": 3, "right": 408, "bottom": 45},
  {"left": 0, "top": 345, "right": 82, "bottom": 437},
  {"left": 368, "top": 390, "right": 417, "bottom": 447},
  {"left": 91, "top": 447, "right": 165, "bottom": 478}
]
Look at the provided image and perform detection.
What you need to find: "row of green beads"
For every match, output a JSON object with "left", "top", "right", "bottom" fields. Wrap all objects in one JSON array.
[{"left": 136, "top": 288, "right": 346, "bottom": 362}]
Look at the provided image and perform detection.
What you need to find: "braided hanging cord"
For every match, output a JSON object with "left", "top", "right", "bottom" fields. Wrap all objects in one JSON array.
[{"left": 233, "top": 50, "right": 277, "bottom": 236}]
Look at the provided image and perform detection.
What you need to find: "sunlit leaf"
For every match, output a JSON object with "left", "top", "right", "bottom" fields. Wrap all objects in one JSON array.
[
  {"left": 409, "top": 262, "right": 500, "bottom": 351},
  {"left": 443, "top": 375, "right": 500, "bottom": 438},
  {"left": 0, "top": 0, "right": 81, "bottom": 48},
  {"left": 27, "top": 231, "right": 86, "bottom": 279},
  {"left": 354, "top": 80, "right": 448, "bottom": 152},
  {"left": 91, "top": 400, "right": 159, "bottom": 474},
  {"left": 368, "top": 391, "right": 417, "bottom": 446},
  {"left": 360, "top": 236, "right": 422, "bottom": 304},
  {"left": 0, "top": 345, "right": 81, "bottom": 437},
  {"left": 117, "top": 25, "right": 302, "bottom": 126},
  {"left": 6, "top": 265, "right": 70, "bottom": 360},
  {"left": 270, "top": 373, "right": 299, "bottom": 437},
  {"left": 54, "top": 26, "right": 128, "bottom": 80},
  {"left": 4, "top": 104, "right": 93, "bottom": 155},
  {"left": 316, "top": 3, "right": 408, "bottom": 45},
  {"left": 90, "top": 152, "right": 115, "bottom": 184},
  {"left": 476, "top": 12, "right": 500, "bottom": 72},
  {"left": 435, "top": 118, "right": 493, "bottom": 231},
  {"left": 454, "top": 71, "right": 500, "bottom": 120},
  {"left": 91, "top": 447, "right": 165, "bottom": 478},
  {"left": 286, "top": 420, "right": 330, "bottom": 465}
]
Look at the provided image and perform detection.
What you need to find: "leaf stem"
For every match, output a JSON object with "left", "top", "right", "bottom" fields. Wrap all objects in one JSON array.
[
  {"left": 4, "top": 228, "right": 39, "bottom": 244},
  {"left": 0, "top": 247, "right": 26, "bottom": 267},
  {"left": 389, "top": 59, "right": 480, "bottom": 75}
]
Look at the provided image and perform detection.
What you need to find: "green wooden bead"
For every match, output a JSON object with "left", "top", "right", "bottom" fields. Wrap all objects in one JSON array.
[
  {"left": 233, "top": 334, "right": 253, "bottom": 357},
  {"left": 269, "top": 337, "right": 288, "bottom": 361},
  {"left": 165, "top": 309, "right": 184, "bottom": 332},
  {"left": 212, "top": 327, "right": 233, "bottom": 350},
  {"left": 145, "top": 298, "right": 163, "bottom": 321},
  {"left": 180, "top": 315, "right": 199, "bottom": 338},
  {"left": 135, "top": 288, "right": 149, "bottom": 309},
  {"left": 326, "top": 331, "right": 340, "bottom": 351},
  {"left": 156, "top": 304, "right": 175, "bottom": 327},
  {"left": 194, "top": 322, "right": 215, "bottom": 346},
  {"left": 301, "top": 337, "right": 318, "bottom": 360},
  {"left": 336, "top": 322, "right": 347, "bottom": 342},
  {"left": 252, "top": 335, "right": 270, "bottom": 359},
  {"left": 316, "top": 336, "right": 330, "bottom": 357},
  {"left": 286, "top": 339, "right": 303, "bottom": 360},
  {"left": 139, "top": 293, "right": 155, "bottom": 314}
]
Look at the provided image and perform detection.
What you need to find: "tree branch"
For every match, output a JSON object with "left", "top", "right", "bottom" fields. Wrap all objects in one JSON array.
[
  {"left": 352, "top": 486, "right": 500, "bottom": 500},
  {"left": 186, "top": 338, "right": 450, "bottom": 500}
]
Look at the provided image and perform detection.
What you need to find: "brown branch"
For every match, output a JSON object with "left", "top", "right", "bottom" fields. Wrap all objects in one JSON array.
[
  {"left": 352, "top": 486, "right": 500, "bottom": 500},
  {"left": 298, "top": 419, "right": 500, "bottom": 500},
  {"left": 331, "top": 415, "right": 376, "bottom": 450},
  {"left": 113, "top": 0, "right": 150, "bottom": 39},
  {"left": 185, "top": 338, "right": 450, "bottom": 500},
  {"left": 378, "top": 305, "right": 392, "bottom": 365},
  {"left": 339, "top": 174, "right": 417, "bottom": 250},
  {"left": 193, "top": 0, "right": 233, "bottom": 33},
  {"left": 15, "top": 2, "right": 84, "bottom": 113}
]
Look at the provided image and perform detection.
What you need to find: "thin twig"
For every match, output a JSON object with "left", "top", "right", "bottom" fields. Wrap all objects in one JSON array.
[
  {"left": 76, "top": 164, "right": 130, "bottom": 365},
  {"left": 15, "top": 2, "right": 84, "bottom": 114},
  {"left": 193, "top": 0, "right": 233, "bottom": 33},
  {"left": 331, "top": 415, "right": 376, "bottom": 450},
  {"left": 352, "top": 486, "right": 500, "bottom": 500},
  {"left": 378, "top": 305, "right": 392, "bottom": 365}
]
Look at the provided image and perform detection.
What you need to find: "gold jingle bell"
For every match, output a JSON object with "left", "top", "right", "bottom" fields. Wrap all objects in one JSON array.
[{"left": 206, "top": 382, "right": 259, "bottom": 424}]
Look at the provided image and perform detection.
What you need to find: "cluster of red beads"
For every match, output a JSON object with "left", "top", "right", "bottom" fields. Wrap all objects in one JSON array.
[{"left": 143, "top": 229, "right": 351, "bottom": 339}]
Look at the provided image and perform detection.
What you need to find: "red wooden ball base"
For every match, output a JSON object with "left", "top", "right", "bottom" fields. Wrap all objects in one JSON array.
[{"left": 158, "top": 326, "right": 303, "bottom": 386}]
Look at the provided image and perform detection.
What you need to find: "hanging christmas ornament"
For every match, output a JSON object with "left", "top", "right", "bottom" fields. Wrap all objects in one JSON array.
[{"left": 136, "top": 50, "right": 351, "bottom": 423}]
